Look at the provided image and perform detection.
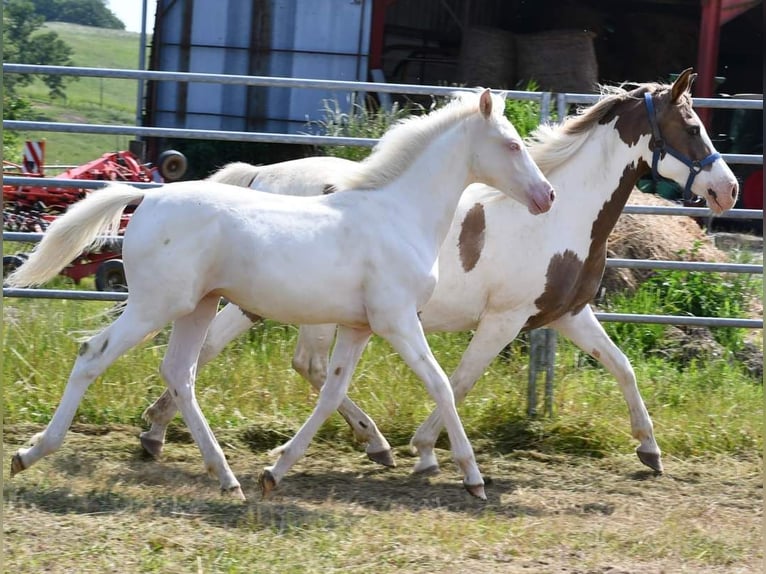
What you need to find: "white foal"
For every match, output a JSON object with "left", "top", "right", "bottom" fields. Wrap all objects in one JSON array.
[{"left": 7, "top": 89, "right": 555, "bottom": 500}]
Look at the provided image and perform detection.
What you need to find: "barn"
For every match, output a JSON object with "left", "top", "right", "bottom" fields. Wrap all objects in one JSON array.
[{"left": 140, "top": 0, "right": 762, "bottom": 172}]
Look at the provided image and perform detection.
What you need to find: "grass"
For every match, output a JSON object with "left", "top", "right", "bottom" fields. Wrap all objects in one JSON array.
[{"left": 3, "top": 292, "right": 762, "bottom": 461}]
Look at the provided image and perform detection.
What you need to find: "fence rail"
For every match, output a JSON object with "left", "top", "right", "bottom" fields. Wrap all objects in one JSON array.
[{"left": 3, "top": 63, "right": 763, "bottom": 335}]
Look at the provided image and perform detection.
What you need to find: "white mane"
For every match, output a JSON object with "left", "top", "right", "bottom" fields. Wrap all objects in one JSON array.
[{"left": 339, "top": 90, "right": 506, "bottom": 191}]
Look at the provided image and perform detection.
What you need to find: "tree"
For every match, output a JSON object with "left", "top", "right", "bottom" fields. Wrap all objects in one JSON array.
[
  {"left": 33, "top": 0, "right": 125, "bottom": 30},
  {"left": 3, "top": 0, "right": 77, "bottom": 159},
  {"left": 3, "top": 0, "right": 75, "bottom": 98}
]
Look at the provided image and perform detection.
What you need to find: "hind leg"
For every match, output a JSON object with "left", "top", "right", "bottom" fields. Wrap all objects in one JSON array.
[
  {"left": 11, "top": 306, "right": 162, "bottom": 475},
  {"left": 159, "top": 295, "right": 245, "bottom": 499},
  {"left": 140, "top": 302, "right": 255, "bottom": 458},
  {"left": 293, "top": 324, "right": 394, "bottom": 467}
]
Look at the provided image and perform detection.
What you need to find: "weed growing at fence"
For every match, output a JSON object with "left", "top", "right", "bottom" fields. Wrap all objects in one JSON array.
[
  {"left": 314, "top": 83, "right": 545, "bottom": 164},
  {"left": 313, "top": 94, "right": 426, "bottom": 161}
]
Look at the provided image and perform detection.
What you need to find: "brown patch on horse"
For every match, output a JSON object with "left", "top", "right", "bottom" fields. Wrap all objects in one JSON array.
[
  {"left": 239, "top": 307, "right": 262, "bottom": 322},
  {"left": 525, "top": 161, "right": 649, "bottom": 330},
  {"left": 599, "top": 94, "right": 652, "bottom": 147},
  {"left": 525, "top": 250, "right": 584, "bottom": 329},
  {"left": 458, "top": 203, "right": 486, "bottom": 272}
]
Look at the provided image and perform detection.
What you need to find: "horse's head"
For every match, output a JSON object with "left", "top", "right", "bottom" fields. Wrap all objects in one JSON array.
[
  {"left": 470, "top": 89, "right": 555, "bottom": 215},
  {"left": 646, "top": 68, "right": 738, "bottom": 214}
]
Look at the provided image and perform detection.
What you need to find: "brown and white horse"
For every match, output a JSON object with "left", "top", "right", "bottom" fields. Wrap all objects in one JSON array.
[{"left": 139, "top": 69, "right": 738, "bottom": 478}]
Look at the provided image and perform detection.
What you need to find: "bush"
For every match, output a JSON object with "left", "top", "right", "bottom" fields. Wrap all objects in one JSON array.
[{"left": 602, "top": 245, "right": 757, "bottom": 359}]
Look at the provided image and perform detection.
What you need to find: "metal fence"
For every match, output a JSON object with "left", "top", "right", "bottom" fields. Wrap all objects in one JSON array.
[{"left": 3, "top": 64, "right": 763, "bottom": 413}]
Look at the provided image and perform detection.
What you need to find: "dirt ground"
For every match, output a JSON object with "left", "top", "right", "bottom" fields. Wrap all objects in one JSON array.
[{"left": 2, "top": 423, "right": 762, "bottom": 573}]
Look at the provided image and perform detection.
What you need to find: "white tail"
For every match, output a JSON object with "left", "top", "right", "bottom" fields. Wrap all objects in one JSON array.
[{"left": 6, "top": 183, "right": 146, "bottom": 287}]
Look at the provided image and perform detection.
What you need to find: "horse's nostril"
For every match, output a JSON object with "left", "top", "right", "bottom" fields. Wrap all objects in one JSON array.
[
  {"left": 731, "top": 184, "right": 738, "bottom": 199},
  {"left": 549, "top": 188, "right": 556, "bottom": 202}
]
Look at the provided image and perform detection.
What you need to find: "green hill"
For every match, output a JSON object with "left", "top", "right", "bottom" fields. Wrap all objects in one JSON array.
[{"left": 14, "top": 22, "right": 149, "bottom": 166}]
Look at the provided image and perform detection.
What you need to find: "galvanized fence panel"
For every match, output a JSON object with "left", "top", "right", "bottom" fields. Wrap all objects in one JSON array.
[{"left": 3, "top": 64, "right": 763, "bottom": 416}]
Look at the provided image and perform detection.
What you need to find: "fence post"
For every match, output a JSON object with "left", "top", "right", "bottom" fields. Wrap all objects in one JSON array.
[{"left": 527, "top": 327, "right": 558, "bottom": 417}]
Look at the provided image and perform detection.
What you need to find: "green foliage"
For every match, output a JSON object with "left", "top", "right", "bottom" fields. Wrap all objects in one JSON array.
[
  {"left": 3, "top": 0, "right": 76, "bottom": 98},
  {"left": 503, "top": 81, "right": 544, "bottom": 138},
  {"left": 32, "top": 0, "right": 125, "bottom": 30},
  {"left": 602, "top": 243, "right": 757, "bottom": 358},
  {"left": 2, "top": 93, "right": 35, "bottom": 162},
  {"left": 8, "top": 22, "right": 149, "bottom": 166},
  {"left": 312, "top": 84, "right": 546, "bottom": 162}
]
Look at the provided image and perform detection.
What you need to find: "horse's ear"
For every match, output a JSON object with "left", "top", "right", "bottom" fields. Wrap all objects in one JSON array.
[
  {"left": 479, "top": 89, "right": 493, "bottom": 118},
  {"left": 671, "top": 68, "right": 696, "bottom": 102}
]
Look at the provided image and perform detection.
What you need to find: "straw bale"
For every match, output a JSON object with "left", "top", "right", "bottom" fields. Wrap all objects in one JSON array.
[{"left": 602, "top": 189, "right": 727, "bottom": 294}]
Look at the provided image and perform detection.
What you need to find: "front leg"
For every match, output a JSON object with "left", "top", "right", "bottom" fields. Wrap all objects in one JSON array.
[
  {"left": 410, "top": 311, "right": 528, "bottom": 475},
  {"left": 260, "top": 326, "right": 372, "bottom": 495},
  {"left": 376, "top": 311, "right": 485, "bottom": 499},
  {"left": 550, "top": 307, "right": 662, "bottom": 472}
]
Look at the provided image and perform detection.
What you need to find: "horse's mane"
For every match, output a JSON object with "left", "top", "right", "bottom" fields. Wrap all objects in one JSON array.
[
  {"left": 338, "top": 91, "right": 505, "bottom": 191},
  {"left": 527, "top": 81, "right": 674, "bottom": 174}
]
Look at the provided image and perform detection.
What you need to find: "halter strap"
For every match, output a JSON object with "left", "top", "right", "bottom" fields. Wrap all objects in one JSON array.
[{"left": 643, "top": 92, "right": 721, "bottom": 201}]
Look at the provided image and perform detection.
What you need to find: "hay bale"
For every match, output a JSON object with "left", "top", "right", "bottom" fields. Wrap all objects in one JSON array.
[
  {"left": 515, "top": 29, "right": 598, "bottom": 93},
  {"left": 458, "top": 26, "right": 515, "bottom": 89},
  {"left": 601, "top": 189, "right": 727, "bottom": 294}
]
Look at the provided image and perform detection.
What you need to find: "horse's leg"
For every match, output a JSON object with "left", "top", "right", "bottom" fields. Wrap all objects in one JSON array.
[
  {"left": 549, "top": 307, "right": 662, "bottom": 472},
  {"left": 140, "top": 302, "right": 255, "bottom": 458},
  {"left": 377, "top": 311, "right": 485, "bottom": 498},
  {"left": 410, "top": 311, "right": 527, "bottom": 474},
  {"left": 159, "top": 295, "right": 245, "bottom": 499},
  {"left": 260, "top": 325, "right": 372, "bottom": 494},
  {"left": 10, "top": 306, "right": 162, "bottom": 475},
  {"left": 293, "top": 324, "right": 394, "bottom": 467}
]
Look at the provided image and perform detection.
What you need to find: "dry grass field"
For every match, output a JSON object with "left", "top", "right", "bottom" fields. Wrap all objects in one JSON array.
[{"left": 3, "top": 423, "right": 762, "bottom": 573}]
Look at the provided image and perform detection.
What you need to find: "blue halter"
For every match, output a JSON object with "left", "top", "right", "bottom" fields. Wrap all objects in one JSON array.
[{"left": 643, "top": 92, "right": 720, "bottom": 201}]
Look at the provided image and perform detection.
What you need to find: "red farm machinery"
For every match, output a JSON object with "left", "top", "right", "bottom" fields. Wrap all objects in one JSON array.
[{"left": 3, "top": 141, "right": 187, "bottom": 291}]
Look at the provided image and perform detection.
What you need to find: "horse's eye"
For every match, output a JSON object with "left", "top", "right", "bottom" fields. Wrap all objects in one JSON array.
[
  {"left": 507, "top": 141, "right": 521, "bottom": 152},
  {"left": 687, "top": 126, "right": 700, "bottom": 136}
]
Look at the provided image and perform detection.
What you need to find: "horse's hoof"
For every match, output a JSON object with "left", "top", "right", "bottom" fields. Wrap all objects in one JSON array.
[
  {"left": 636, "top": 449, "right": 663, "bottom": 474},
  {"left": 464, "top": 482, "right": 487, "bottom": 501},
  {"left": 367, "top": 449, "right": 396, "bottom": 468},
  {"left": 412, "top": 464, "right": 440, "bottom": 476},
  {"left": 139, "top": 435, "right": 164, "bottom": 459},
  {"left": 258, "top": 469, "right": 278, "bottom": 498},
  {"left": 10, "top": 453, "right": 25, "bottom": 477},
  {"left": 222, "top": 485, "right": 246, "bottom": 502}
]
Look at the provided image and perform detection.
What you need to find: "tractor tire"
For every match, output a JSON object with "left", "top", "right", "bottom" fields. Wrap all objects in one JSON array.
[
  {"left": 95, "top": 259, "right": 128, "bottom": 292},
  {"left": 157, "top": 150, "right": 188, "bottom": 181},
  {"left": 3, "top": 255, "right": 26, "bottom": 278}
]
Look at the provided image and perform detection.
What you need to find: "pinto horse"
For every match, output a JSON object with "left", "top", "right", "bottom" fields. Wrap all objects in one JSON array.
[
  {"left": 6, "top": 89, "right": 555, "bottom": 500},
  {"left": 140, "top": 69, "right": 738, "bottom": 476}
]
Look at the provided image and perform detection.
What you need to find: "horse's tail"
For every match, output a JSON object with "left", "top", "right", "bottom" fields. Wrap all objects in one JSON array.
[
  {"left": 207, "top": 162, "right": 261, "bottom": 187},
  {"left": 6, "top": 183, "right": 147, "bottom": 287}
]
